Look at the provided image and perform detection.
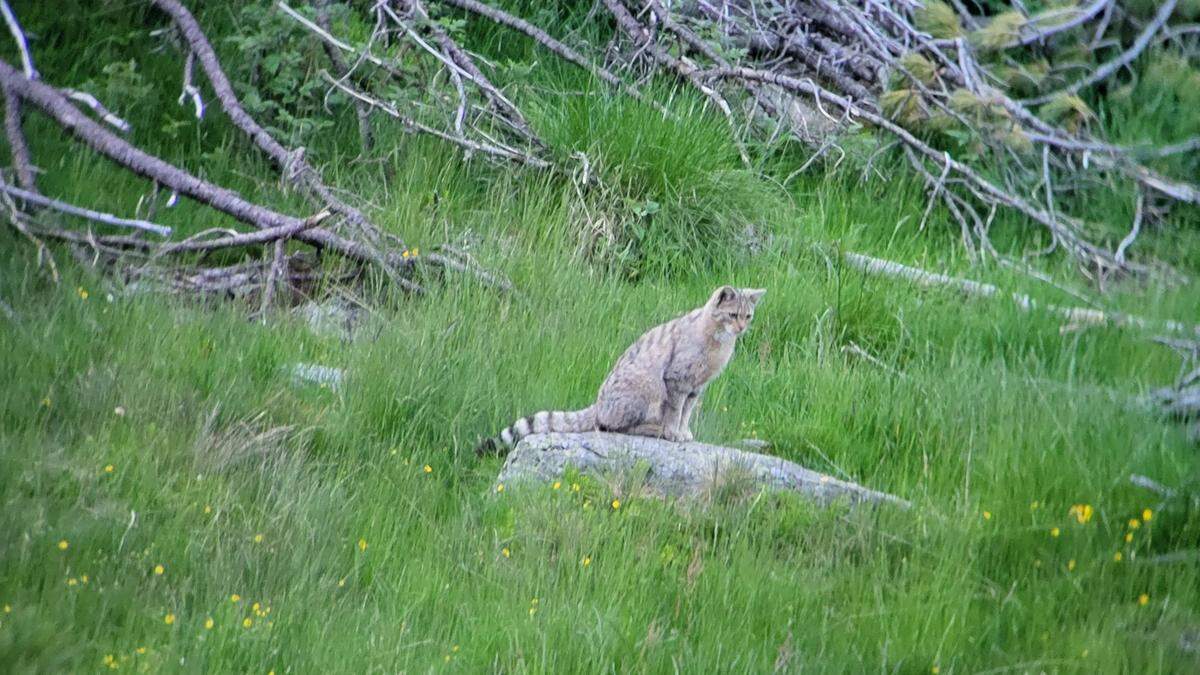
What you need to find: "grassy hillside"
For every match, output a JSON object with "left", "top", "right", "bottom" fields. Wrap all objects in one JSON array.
[{"left": 2, "top": 1, "right": 1199, "bottom": 672}]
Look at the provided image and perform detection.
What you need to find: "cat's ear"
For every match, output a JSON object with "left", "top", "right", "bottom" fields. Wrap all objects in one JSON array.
[
  {"left": 743, "top": 288, "right": 766, "bottom": 307},
  {"left": 710, "top": 285, "right": 737, "bottom": 306}
]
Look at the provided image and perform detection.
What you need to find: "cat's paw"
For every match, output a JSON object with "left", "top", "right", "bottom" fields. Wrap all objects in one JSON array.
[{"left": 677, "top": 430, "right": 694, "bottom": 443}]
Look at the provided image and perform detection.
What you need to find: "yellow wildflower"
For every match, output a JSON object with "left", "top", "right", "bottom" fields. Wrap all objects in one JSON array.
[
  {"left": 57, "top": 539, "right": 69, "bottom": 551},
  {"left": 204, "top": 617, "right": 214, "bottom": 630},
  {"left": 501, "top": 547, "right": 511, "bottom": 558},
  {"left": 552, "top": 481, "right": 561, "bottom": 490},
  {"left": 67, "top": 578, "right": 78, "bottom": 586},
  {"left": 203, "top": 504, "right": 212, "bottom": 514},
  {"left": 231, "top": 594, "right": 241, "bottom": 603},
  {"left": 1050, "top": 527, "right": 1060, "bottom": 538},
  {"left": 243, "top": 617, "right": 253, "bottom": 628},
  {"left": 412, "top": 248, "right": 419, "bottom": 256},
  {"left": 164, "top": 613, "right": 175, "bottom": 625},
  {"left": 1114, "top": 551, "right": 1123, "bottom": 562},
  {"left": 402, "top": 250, "right": 410, "bottom": 259},
  {"left": 982, "top": 510, "right": 991, "bottom": 520},
  {"left": 1030, "top": 500, "right": 1040, "bottom": 510},
  {"left": 102, "top": 654, "right": 117, "bottom": 669},
  {"left": 1142, "top": 508, "right": 1153, "bottom": 522},
  {"left": 254, "top": 533, "right": 264, "bottom": 543},
  {"left": 572, "top": 483, "right": 580, "bottom": 492},
  {"left": 1128, "top": 519, "right": 1140, "bottom": 530},
  {"left": 41, "top": 397, "right": 51, "bottom": 407},
  {"left": 931, "top": 667, "right": 940, "bottom": 675},
  {"left": 582, "top": 556, "right": 592, "bottom": 567},
  {"left": 77, "top": 287, "right": 89, "bottom": 300},
  {"left": 452, "top": 645, "right": 460, "bottom": 653},
  {"left": 3, "top": 604, "right": 10, "bottom": 613},
  {"left": 337, "top": 578, "right": 346, "bottom": 588},
  {"left": 496, "top": 483, "right": 505, "bottom": 493},
  {"left": 528, "top": 607, "right": 537, "bottom": 616},
  {"left": 1067, "top": 559, "right": 1076, "bottom": 572},
  {"left": 153, "top": 564, "right": 164, "bottom": 576},
  {"left": 423, "top": 464, "right": 433, "bottom": 474},
  {"left": 358, "top": 538, "right": 368, "bottom": 552},
  {"left": 135, "top": 647, "right": 146, "bottom": 655},
  {"left": 104, "top": 464, "right": 114, "bottom": 474},
  {"left": 1138, "top": 593, "right": 1149, "bottom": 606},
  {"left": 1069, "top": 504, "right": 1094, "bottom": 524},
  {"left": 611, "top": 499, "right": 621, "bottom": 510},
  {"left": 1125, "top": 532, "right": 1134, "bottom": 543}
]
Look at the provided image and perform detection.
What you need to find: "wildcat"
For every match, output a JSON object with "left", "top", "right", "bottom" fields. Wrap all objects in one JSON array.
[{"left": 477, "top": 286, "right": 764, "bottom": 455}]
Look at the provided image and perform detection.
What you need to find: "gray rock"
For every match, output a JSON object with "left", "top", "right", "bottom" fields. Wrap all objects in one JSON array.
[{"left": 497, "top": 432, "right": 909, "bottom": 508}]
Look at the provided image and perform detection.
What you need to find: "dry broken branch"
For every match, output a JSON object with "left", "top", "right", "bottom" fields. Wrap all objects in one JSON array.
[{"left": 843, "top": 250, "right": 1199, "bottom": 338}]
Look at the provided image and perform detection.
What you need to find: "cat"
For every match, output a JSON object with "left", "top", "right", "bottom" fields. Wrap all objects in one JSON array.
[{"left": 477, "top": 286, "right": 764, "bottom": 455}]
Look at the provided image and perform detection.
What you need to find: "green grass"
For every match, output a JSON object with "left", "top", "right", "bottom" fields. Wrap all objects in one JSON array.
[{"left": 3, "top": 2, "right": 1200, "bottom": 673}]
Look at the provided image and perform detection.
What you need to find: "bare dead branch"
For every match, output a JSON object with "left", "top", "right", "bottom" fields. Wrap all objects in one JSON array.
[
  {"left": 313, "top": 0, "right": 371, "bottom": 152},
  {"left": 158, "top": 209, "right": 331, "bottom": 255},
  {"left": 0, "top": 0, "right": 36, "bottom": 80},
  {"left": 0, "top": 181, "right": 171, "bottom": 236},
  {"left": 177, "top": 50, "right": 204, "bottom": 119},
  {"left": 1023, "top": 0, "right": 1179, "bottom": 106},
  {"left": 320, "top": 70, "right": 551, "bottom": 169},
  {"left": 3, "top": 83, "right": 36, "bottom": 190},
  {"left": 149, "top": 0, "right": 390, "bottom": 246},
  {"left": 61, "top": 88, "right": 131, "bottom": 133},
  {"left": 0, "top": 57, "right": 393, "bottom": 270},
  {"left": 448, "top": 0, "right": 668, "bottom": 113},
  {"left": 844, "top": 250, "right": 1199, "bottom": 337},
  {"left": 1008, "top": 0, "right": 1112, "bottom": 48}
]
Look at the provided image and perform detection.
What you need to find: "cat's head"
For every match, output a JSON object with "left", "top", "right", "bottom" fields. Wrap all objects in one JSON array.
[{"left": 707, "top": 286, "right": 766, "bottom": 336}]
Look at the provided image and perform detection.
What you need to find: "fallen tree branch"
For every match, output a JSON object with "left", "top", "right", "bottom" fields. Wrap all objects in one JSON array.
[
  {"left": 2, "top": 82, "right": 36, "bottom": 190},
  {"left": 1009, "top": 0, "right": 1112, "bottom": 48},
  {"left": 0, "top": 57, "right": 390, "bottom": 268},
  {"left": 0, "top": 0, "right": 35, "bottom": 79},
  {"left": 702, "top": 65, "right": 1147, "bottom": 277},
  {"left": 149, "top": 0, "right": 388, "bottom": 245},
  {"left": 320, "top": 70, "right": 551, "bottom": 168},
  {"left": 1023, "top": 0, "right": 1179, "bottom": 106},
  {"left": 396, "top": 0, "right": 541, "bottom": 146},
  {"left": 313, "top": 0, "right": 371, "bottom": 152},
  {"left": 843, "top": 250, "right": 1199, "bottom": 337},
  {"left": 441, "top": 0, "right": 660, "bottom": 110},
  {"left": 0, "top": 182, "right": 171, "bottom": 236},
  {"left": 61, "top": 88, "right": 131, "bottom": 133},
  {"left": 157, "top": 209, "right": 331, "bottom": 255}
]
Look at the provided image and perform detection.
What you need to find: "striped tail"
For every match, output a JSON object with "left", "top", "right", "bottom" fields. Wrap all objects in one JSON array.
[{"left": 476, "top": 405, "right": 598, "bottom": 456}]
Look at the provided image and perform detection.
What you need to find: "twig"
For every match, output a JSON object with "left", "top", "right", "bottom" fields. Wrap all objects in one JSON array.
[
  {"left": 1008, "top": 0, "right": 1111, "bottom": 48},
  {"left": 61, "top": 88, "right": 131, "bottom": 133},
  {"left": 177, "top": 50, "right": 204, "bottom": 119},
  {"left": 1023, "top": 0, "right": 1179, "bottom": 106},
  {"left": 277, "top": 0, "right": 407, "bottom": 79},
  {"left": 0, "top": 182, "right": 171, "bottom": 236},
  {"left": 313, "top": 0, "right": 370, "bottom": 151},
  {"left": 0, "top": 0, "right": 36, "bottom": 79},
  {"left": 157, "top": 209, "right": 331, "bottom": 255},
  {"left": 1114, "top": 190, "right": 1143, "bottom": 263},
  {"left": 441, "top": 0, "right": 662, "bottom": 111},
  {"left": 600, "top": 0, "right": 750, "bottom": 166},
  {"left": 320, "top": 71, "right": 551, "bottom": 168}
]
